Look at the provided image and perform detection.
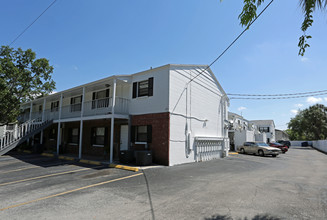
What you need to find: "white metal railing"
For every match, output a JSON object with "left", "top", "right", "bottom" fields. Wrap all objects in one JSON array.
[
  {"left": 20, "top": 97, "right": 130, "bottom": 123},
  {"left": 0, "top": 119, "right": 46, "bottom": 151},
  {"left": 194, "top": 137, "right": 224, "bottom": 162}
]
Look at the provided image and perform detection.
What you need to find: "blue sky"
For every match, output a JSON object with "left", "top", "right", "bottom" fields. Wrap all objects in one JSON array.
[{"left": 1, "top": 0, "right": 327, "bottom": 130}]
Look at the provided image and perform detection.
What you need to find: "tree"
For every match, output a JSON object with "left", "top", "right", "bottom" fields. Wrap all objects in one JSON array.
[
  {"left": 236, "top": 0, "right": 327, "bottom": 56},
  {"left": 0, "top": 46, "right": 55, "bottom": 125},
  {"left": 287, "top": 104, "right": 327, "bottom": 140}
]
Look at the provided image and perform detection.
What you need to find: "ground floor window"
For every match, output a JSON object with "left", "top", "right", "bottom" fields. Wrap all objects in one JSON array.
[
  {"left": 91, "top": 127, "right": 107, "bottom": 146},
  {"left": 131, "top": 125, "right": 152, "bottom": 143},
  {"left": 69, "top": 128, "right": 79, "bottom": 144}
]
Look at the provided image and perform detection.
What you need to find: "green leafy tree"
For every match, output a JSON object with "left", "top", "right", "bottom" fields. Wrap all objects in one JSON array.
[
  {"left": 0, "top": 46, "right": 55, "bottom": 125},
  {"left": 236, "top": 0, "right": 326, "bottom": 56},
  {"left": 287, "top": 104, "right": 327, "bottom": 140}
]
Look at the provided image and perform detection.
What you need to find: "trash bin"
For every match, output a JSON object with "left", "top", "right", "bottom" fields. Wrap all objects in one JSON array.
[
  {"left": 135, "top": 150, "right": 152, "bottom": 166},
  {"left": 119, "top": 150, "right": 135, "bottom": 164}
]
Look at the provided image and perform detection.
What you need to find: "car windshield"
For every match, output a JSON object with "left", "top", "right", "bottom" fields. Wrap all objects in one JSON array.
[{"left": 256, "top": 142, "right": 269, "bottom": 146}]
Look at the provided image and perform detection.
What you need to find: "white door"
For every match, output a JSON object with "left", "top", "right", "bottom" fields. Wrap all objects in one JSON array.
[{"left": 120, "top": 125, "right": 129, "bottom": 151}]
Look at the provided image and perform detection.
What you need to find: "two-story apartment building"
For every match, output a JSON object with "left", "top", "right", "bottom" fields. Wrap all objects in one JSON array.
[
  {"left": 228, "top": 112, "right": 255, "bottom": 151},
  {"left": 250, "top": 120, "right": 276, "bottom": 143},
  {"left": 11, "top": 64, "right": 229, "bottom": 166}
]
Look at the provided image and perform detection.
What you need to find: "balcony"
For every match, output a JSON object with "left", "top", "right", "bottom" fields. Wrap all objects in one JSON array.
[{"left": 21, "top": 97, "right": 130, "bottom": 122}]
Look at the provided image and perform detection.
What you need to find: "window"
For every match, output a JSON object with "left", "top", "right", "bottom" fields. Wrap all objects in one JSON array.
[
  {"left": 49, "top": 128, "right": 57, "bottom": 140},
  {"left": 131, "top": 125, "right": 152, "bottom": 143},
  {"left": 51, "top": 101, "right": 59, "bottom": 112},
  {"left": 259, "top": 127, "right": 270, "bottom": 132},
  {"left": 132, "top": 77, "right": 153, "bottom": 98},
  {"left": 70, "top": 96, "right": 82, "bottom": 112},
  {"left": 39, "top": 105, "right": 42, "bottom": 113},
  {"left": 69, "top": 128, "right": 79, "bottom": 144},
  {"left": 92, "top": 89, "right": 109, "bottom": 109},
  {"left": 91, "top": 127, "right": 107, "bottom": 146}
]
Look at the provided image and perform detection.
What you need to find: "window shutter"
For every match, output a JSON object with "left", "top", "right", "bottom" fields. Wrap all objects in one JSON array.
[
  {"left": 147, "top": 125, "right": 152, "bottom": 143},
  {"left": 51, "top": 102, "right": 53, "bottom": 109},
  {"left": 92, "top": 92, "right": 96, "bottom": 100},
  {"left": 68, "top": 128, "right": 72, "bottom": 143},
  {"left": 148, "top": 77, "right": 153, "bottom": 97},
  {"left": 267, "top": 127, "right": 270, "bottom": 132},
  {"left": 106, "top": 89, "right": 110, "bottom": 97},
  {"left": 80, "top": 95, "right": 83, "bottom": 102},
  {"left": 132, "top": 82, "right": 137, "bottom": 99},
  {"left": 91, "top": 127, "right": 95, "bottom": 145},
  {"left": 57, "top": 101, "right": 59, "bottom": 106},
  {"left": 104, "top": 127, "right": 108, "bottom": 145},
  {"left": 131, "top": 126, "right": 136, "bottom": 143}
]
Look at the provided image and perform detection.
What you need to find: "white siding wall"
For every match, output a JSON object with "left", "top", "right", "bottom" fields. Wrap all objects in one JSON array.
[
  {"left": 233, "top": 130, "right": 255, "bottom": 151},
  {"left": 168, "top": 66, "right": 227, "bottom": 166},
  {"left": 129, "top": 67, "right": 169, "bottom": 115}
]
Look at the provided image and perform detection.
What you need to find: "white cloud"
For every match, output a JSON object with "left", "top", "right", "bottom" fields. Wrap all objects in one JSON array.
[
  {"left": 306, "top": 97, "right": 323, "bottom": 104},
  {"left": 238, "top": 106, "right": 247, "bottom": 111},
  {"left": 300, "top": 57, "right": 309, "bottom": 62},
  {"left": 290, "top": 109, "right": 298, "bottom": 115},
  {"left": 294, "top": 103, "right": 303, "bottom": 108}
]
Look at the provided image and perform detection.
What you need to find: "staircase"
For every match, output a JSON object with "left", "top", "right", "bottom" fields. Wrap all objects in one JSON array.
[{"left": 0, "top": 119, "right": 53, "bottom": 156}]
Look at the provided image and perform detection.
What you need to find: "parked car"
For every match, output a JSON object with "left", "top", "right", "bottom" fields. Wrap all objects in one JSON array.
[
  {"left": 239, "top": 142, "right": 281, "bottom": 157},
  {"left": 269, "top": 142, "right": 288, "bottom": 153},
  {"left": 277, "top": 140, "right": 291, "bottom": 148}
]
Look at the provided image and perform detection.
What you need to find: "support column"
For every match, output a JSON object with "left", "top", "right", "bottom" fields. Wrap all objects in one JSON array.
[
  {"left": 78, "top": 87, "right": 85, "bottom": 159},
  {"left": 27, "top": 102, "right": 33, "bottom": 145},
  {"left": 40, "top": 98, "right": 46, "bottom": 144},
  {"left": 110, "top": 78, "right": 116, "bottom": 164},
  {"left": 56, "top": 94, "right": 63, "bottom": 155}
]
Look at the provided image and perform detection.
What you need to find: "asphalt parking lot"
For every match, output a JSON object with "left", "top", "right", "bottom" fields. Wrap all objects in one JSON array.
[{"left": 0, "top": 147, "right": 326, "bottom": 220}]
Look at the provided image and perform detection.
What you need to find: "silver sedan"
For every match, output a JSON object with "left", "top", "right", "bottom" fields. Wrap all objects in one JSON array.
[{"left": 239, "top": 142, "right": 281, "bottom": 157}]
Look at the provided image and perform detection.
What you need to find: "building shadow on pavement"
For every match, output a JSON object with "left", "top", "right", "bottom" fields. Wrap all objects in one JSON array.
[{"left": 204, "top": 214, "right": 284, "bottom": 220}]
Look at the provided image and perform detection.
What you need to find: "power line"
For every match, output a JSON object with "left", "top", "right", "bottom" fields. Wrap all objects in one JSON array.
[
  {"left": 228, "top": 89, "right": 327, "bottom": 97},
  {"left": 187, "top": 0, "right": 274, "bottom": 85},
  {"left": 229, "top": 92, "right": 327, "bottom": 100},
  {"left": 9, "top": 0, "right": 58, "bottom": 46}
]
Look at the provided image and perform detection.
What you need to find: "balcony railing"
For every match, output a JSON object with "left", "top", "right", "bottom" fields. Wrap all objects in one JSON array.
[{"left": 22, "top": 97, "right": 129, "bottom": 122}]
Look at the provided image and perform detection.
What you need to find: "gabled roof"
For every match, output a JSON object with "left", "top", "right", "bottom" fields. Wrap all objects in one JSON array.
[{"left": 250, "top": 120, "right": 275, "bottom": 128}]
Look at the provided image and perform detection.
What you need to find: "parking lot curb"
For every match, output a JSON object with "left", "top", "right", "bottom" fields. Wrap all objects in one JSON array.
[
  {"left": 229, "top": 152, "right": 239, "bottom": 155},
  {"left": 59, "top": 155, "right": 76, "bottom": 161},
  {"left": 109, "top": 164, "right": 139, "bottom": 172},
  {"left": 79, "top": 159, "right": 102, "bottom": 166},
  {"left": 41, "top": 153, "right": 55, "bottom": 157}
]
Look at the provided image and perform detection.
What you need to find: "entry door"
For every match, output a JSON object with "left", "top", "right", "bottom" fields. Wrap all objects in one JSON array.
[{"left": 120, "top": 125, "right": 129, "bottom": 151}]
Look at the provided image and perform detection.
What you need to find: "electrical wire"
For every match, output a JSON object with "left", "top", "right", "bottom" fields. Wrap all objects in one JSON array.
[
  {"left": 229, "top": 92, "right": 327, "bottom": 100},
  {"left": 228, "top": 89, "right": 327, "bottom": 97},
  {"left": 187, "top": 0, "right": 274, "bottom": 85},
  {"left": 9, "top": 0, "right": 58, "bottom": 46}
]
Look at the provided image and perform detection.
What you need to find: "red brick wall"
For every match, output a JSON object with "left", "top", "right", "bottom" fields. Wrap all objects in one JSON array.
[{"left": 131, "top": 112, "right": 170, "bottom": 166}]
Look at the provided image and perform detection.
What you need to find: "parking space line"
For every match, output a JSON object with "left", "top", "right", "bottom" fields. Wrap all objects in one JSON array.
[
  {"left": 0, "top": 173, "right": 143, "bottom": 211},
  {"left": 0, "top": 166, "right": 38, "bottom": 174},
  {"left": 0, "top": 161, "right": 77, "bottom": 175},
  {"left": 0, "top": 166, "right": 102, "bottom": 187}
]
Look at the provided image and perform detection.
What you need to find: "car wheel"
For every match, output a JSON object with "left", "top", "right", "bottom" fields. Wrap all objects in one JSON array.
[
  {"left": 240, "top": 148, "right": 245, "bottom": 154},
  {"left": 272, "top": 154, "right": 277, "bottom": 157},
  {"left": 258, "top": 150, "right": 264, "bottom": 157}
]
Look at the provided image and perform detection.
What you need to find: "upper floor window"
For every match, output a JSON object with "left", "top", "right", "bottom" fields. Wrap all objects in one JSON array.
[
  {"left": 132, "top": 77, "right": 153, "bottom": 99},
  {"left": 259, "top": 127, "right": 270, "bottom": 132},
  {"left": 51, "top": 101, "right": 59, "bottom": 112},
  {"left": 92, "top": 89, "right": 109, "bottom": 109},
  {"left": 71, "top": 95, "right": 82, "bottom": 112}
]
